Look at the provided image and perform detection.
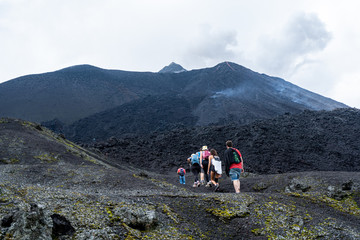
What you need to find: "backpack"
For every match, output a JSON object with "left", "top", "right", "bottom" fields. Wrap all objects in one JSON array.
[
  {"left": 178, "top": 168, "right": 185, "bottom": 176},
  {"left": 191, "top": 153, "right": 200, "bottom": 165},
  {"left": 202, "top": 150, "right": 211, "bottom": 160},
  {"left": 230, "top": 148, "right": 242, "bottom": 164},
  {"left": 213, "top": 156, "right": 221, "bottom": 162}
]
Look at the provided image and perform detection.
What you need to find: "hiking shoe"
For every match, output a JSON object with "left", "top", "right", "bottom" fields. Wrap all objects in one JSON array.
[
  {"left": 200, "top": 180, "right": 205, "bottom": 185},
  {"left": 214, "top": 184, "right": 220, "bottom": 192},
  {"left": 205, "top": 182, "right": 212, "bottom": 187},
  {"left": 193, "top": 181, "right": 201, "bottom": 187}
]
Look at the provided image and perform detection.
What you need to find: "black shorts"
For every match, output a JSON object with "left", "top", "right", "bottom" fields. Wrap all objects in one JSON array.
[{"left": 191, "top": 163, "right": 201, "bottom": 175}]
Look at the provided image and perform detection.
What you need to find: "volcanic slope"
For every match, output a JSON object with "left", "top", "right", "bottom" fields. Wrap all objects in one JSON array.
[
  {"left": 51, "top": 62, "right": 349, "bottom": 143},
  {"left": 1, "top": 62, "right": 347, "bottom": 132},
  {"left": 89, "top": 108, "right": 360, "bottom": 175},
  {"left": 1, "top": 118, "right": 360, "bottom": 239},
  {"left": 0, "top": 65, "right": 178, "bottom": 124}
]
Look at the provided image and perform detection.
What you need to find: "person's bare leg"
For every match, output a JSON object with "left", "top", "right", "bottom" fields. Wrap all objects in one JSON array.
[
  {"left": 200, "top": 172, "right": 204, "bottom": 184},
  {"left": 210, "top": 172, "right": 217, "bottom": 186},
  {"left": 233, "top": 180, "right": 240, "bottom": 193}
]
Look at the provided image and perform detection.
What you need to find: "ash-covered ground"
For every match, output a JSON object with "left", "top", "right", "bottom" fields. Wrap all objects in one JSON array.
[{"left": 1, "top": 110, "right": 360, "bottom": 239}]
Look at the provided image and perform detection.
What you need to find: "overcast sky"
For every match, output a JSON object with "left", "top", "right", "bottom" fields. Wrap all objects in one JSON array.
[{"left": 1, "top": 0, "right": 360, "bottom": 108}]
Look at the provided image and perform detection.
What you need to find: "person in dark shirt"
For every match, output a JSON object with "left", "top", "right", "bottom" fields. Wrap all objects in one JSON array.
[{"left": 224, "top": 140, "right": 244, "bottom": 193}]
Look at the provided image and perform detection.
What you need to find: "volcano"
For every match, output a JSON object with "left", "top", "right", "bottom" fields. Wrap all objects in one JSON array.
[{"left": 0, "top": 61, "right": 347, "bottom": 142}]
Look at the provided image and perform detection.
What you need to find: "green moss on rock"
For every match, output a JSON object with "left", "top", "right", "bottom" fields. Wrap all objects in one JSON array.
[
  {"left": 205, "top": 194, "right": 253, "bottom": 222},
  {"left": 0, "top": 158, "right": 19, "bottom": 164},
  {"left": 289, "top": 192, "right": 360, "bottom": 216},
  {"left": 34, "top": 153, "right": 58, "bottom": 163}
]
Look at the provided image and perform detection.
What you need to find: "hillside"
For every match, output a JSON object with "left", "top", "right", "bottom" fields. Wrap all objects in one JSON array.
[
  {"left": 1, "top": 62, "right": 347, "bottom": 132},
  {"left": 1, "top": 118, "right": 360, "bottom": 239},
  {"left": 63, "top": 94, "right": 199, "bottom": 143},
  {"left": 0, "top": 65, "right": 178, "bottom": 124}
]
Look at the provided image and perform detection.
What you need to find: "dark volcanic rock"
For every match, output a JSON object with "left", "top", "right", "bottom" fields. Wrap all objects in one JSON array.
[
  {"left": 41, "top": 118, "right": 66, "bottom": 135},
  {"left": 90, "top": 108, "right": 360, "bottom": 174},
  {"left": 113, "top": 204, "right": 158, "bottom": 230},
  {"left": 1, "top": 215, "right": 13, "bottom": 228},
  {"left": 3, "top": 203, "right": 52, "bottom": 240},
  {"left": 51, "top": 214, "right": 75, "bottom": 238}
]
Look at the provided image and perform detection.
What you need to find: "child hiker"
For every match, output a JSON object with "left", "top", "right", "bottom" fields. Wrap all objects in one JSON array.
[{"left": 177, "top": 166, "right": 186, "bottom": 184}]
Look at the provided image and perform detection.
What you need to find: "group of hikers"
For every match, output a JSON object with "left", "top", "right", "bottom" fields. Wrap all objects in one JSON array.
[{"left": 177, "top": 140, "right": 244, "bottom": 193}]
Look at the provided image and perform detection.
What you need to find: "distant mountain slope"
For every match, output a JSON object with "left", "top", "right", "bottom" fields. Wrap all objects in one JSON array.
[
  {"left": 0, "top": 62, "right": 347, "bottom": 131},
  {"left": 177, "top": 62, "right": 347, "bottom": 125},
  {"left": 0, "top": 65, "right": 180, "bottom": 124},
  {"left": 65, "top": 95, "right": 198, "bottom": 143}
]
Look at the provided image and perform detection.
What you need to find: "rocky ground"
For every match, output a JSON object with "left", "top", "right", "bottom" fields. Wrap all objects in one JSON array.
[{"left": 1, "top": 117, "right": 360, "bottom": 239}]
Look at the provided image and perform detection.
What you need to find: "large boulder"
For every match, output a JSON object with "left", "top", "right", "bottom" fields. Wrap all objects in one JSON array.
[
  {"left": 113, "top": 204, "right": 157, "bottom": 230},
  {"left": 1, "top": 203, "right": 52, "bottom": 240},
  {"left": 51, "top": 213, "right": 75, "bottom": 238},
  {"left": 285, "top": 178, "right": 312, "bottom": 193}
]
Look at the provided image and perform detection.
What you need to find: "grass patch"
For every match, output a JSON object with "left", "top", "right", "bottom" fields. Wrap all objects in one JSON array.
[
  {"left": 289, "top": 192, "right": 360, "bottom": 216},
  {"left": 34, "top": 153, "right": 59, "bottom": 163}
]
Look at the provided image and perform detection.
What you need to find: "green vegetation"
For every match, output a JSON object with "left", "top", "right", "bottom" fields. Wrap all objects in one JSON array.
[
  {"left": 251, "top": 196, "right": 360, "bottom": 239},
  {"left": 34, "top": 153, "right": 58, "bottom": 163},
  {"left": 142, "top": 226, "right": 198, "bottom": 240},
  {"left": 253, "top": 200, "right": 320, "bottom": 239},
  {"left": 159, "top": 203, "right": 179, "bottom": 224},
  {"left": 0, "top": 118, "right": 9, "bottom": 124},
  {"left": 0, "top": 158, "right": 19, "bottom": 164},
  {"left": 205, "top": 195, "right": 253, "bottom": 222},
  {"left": 289, "top": 192, "right": 360, "bottom": 216}
]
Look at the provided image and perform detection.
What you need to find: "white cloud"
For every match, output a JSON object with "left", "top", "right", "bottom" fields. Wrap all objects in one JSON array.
[
  {"left": 1, "top": 0, "right": 360, "bottom": 108},
  {"left": 183, "top": 25, "right": 239, "bottom": 67},
  {"left": 329, "top": 73, "right": 360, "bottom": 108},
  {"left": 256, "top": 12, "right": 332, "bottom": 77}
]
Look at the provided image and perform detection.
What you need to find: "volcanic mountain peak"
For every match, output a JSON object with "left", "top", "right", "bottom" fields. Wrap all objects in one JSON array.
[
  {"left": 212, "top": 61, "right": 247, "bottom": 72},
  {"left": 159, "top": 62, "right": 187, "bottom": 73},
  {"left": 57, "top": 64, "right": 104, "bottom": 73}
]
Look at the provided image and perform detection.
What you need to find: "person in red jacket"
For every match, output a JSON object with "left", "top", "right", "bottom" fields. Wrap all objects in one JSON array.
[
  {"left": 177, "top": 166, "right": 186, "bottom": 184},
  {"left": 224, "top": 140, "right": 244, "bottom": 193}
]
